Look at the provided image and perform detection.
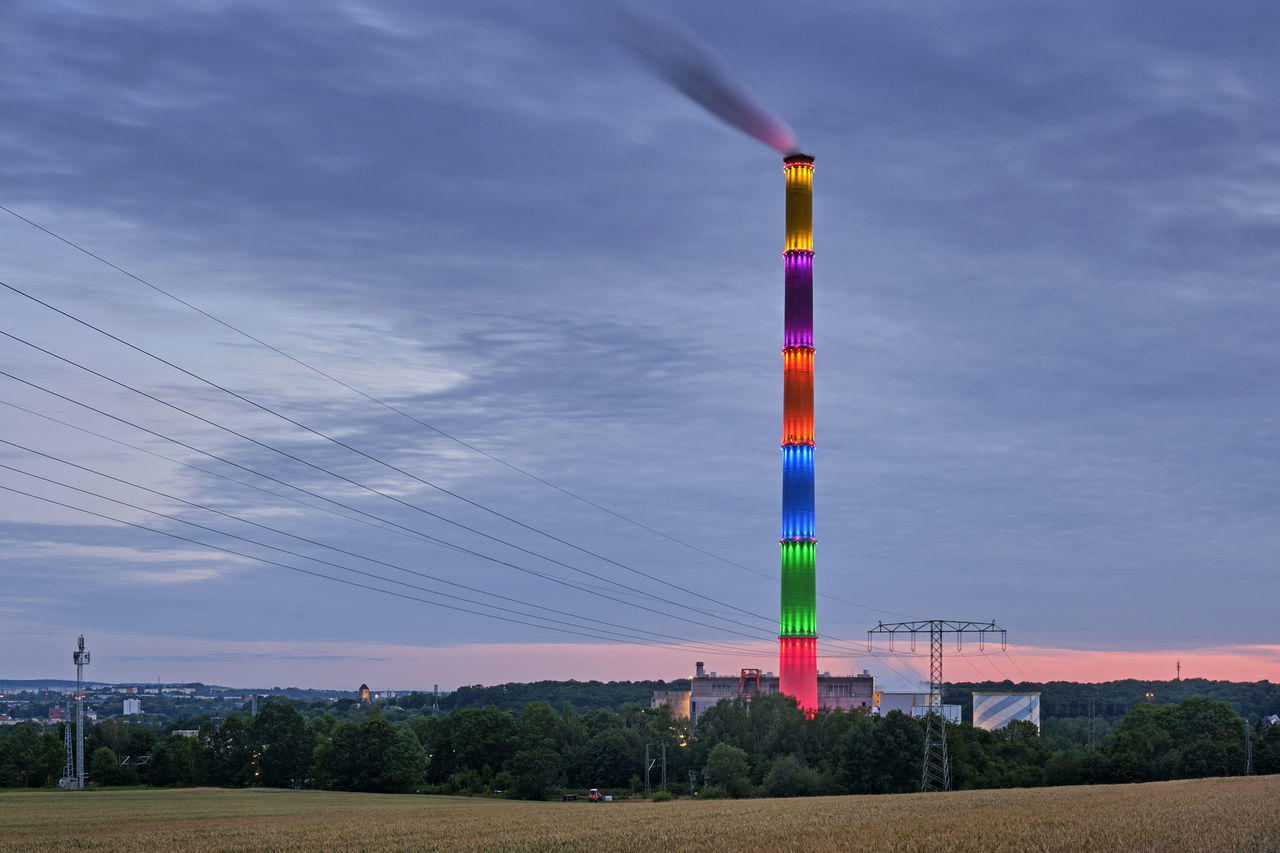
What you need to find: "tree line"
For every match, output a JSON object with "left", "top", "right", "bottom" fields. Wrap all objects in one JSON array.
[
  {"left": 2, "top": 692, "right": 1276, "bottom": 795},
  {"left": 425, "top": 680, "right": 688, "bottom": 714}
]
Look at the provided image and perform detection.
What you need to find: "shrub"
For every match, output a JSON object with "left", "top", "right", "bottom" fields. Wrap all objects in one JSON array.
[
  {"left": 651, "top": 790, "right": 673, "bottom": 802},
  {"left": 491, "top": 771, "right": 515, "bottom": 795},
  {"left": 447, "top": 768, "right": 486, "bottom": 795},
  {"left": 762, "top": 754, "right": 826, "bottom": 798},
  {"left": 704, "top": 743, "right": 751, "bottom": 797}
]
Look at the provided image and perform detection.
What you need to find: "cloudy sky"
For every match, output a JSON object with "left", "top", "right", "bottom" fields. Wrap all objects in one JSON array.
[{"left": 2, "top": 0, "right": 1277, "bottom": 691}]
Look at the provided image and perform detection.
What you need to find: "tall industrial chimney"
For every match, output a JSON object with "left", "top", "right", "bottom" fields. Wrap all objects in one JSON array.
[{"left": 779, "top": 153, "right": 817, "bottom": 713}]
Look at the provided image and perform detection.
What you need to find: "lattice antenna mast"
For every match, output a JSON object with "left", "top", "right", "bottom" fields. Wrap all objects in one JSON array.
[
  {"left": 867, "top": 619, "right": 1006, "bottom": 792},
  {"left": 73, "top": 634, "right": 90, "bottom": 790},
  {"left": 60, "top": 693, "right": 74, "bottom": 787}
]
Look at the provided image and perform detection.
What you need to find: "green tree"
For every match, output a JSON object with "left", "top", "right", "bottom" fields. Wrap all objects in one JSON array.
[
  {"left": 761, "top": 753, "right": 826, "bottom": 797},
  {"left": 0, "top": 724, "right": 65, "bottom": 788},
  {"left": 639, "top": 703, "right": 691, "bottom": 790},
  {"left": 313, "top": 713, "right": 427, "bottom": 793},
  {"left": 743, "top": 693, "right": 806, "bottom": 780},
  {"left": 690, "top": 697, "right": 751, "bottom": 774},
  {"left": 88, "top": 718, "right": 132, "bottom": 758},
  {"left": 313, "top": 720, "right": 359, "bottom": 790},
  {"left": 832, "top": 710, "right": 874, "bottom": 793},
  {"left": 582, "top": 707, "right": 623, "bottom": 737},
  {"left": 255, "top": 700, "right": 313, "bottom": 788},
  {"left": 1103, "top": 696, "right": 1244, "bottom": 782},
  {"left": 807, "top": 708, "right": 857, "bottom": 781},
  {"left": 148, "top": 734, "right": 202, "bottom": 787},
  {"left": 452, "top": 706, "right": 517, "bottom": 776},
  {"left": 90, "top": 746, "right": 137, "bottom": 787},
  {"left": 1167, "top": 697, "right": 1244, "bottom": 778},
  {"left": 1106, "top": 702, "right": 1175, "bottom": 782},
  {"left": 975, "top": 720, "right": 1049, "bottom": 788},
  {"left": 581, "top": 727, "right": 639, "bottom": 788},
  {"left": 510, "top": 746, "right": 561, "bottom": 800},
  {"left": 1253, "top": 721, "right": 1280, "bottom": 775},
  {"left": 559, "top": 702, "right": 590, "bottom": 785},
  {"left": 202, "top": 716, "right": 256, "bottom": 786},
  {"left": 492, "top": 769, "right": 515, "bottom": 794},
  {"left": 124, "top": 726, "right": 159, "bottom": 765},
  {"left": 840, "top": 711, "right": 922, "bottom": 794},
  {"left": 518, "top": 702, "right": 561, "bottom": 752},
  {"left": 704, "top": 742, "right": 751, "bottom": 797},
  {"left": 383, "top": 726, "right": 429, "bottom": 793},
  {"left": 352, "top": 714, "right": 399, "bottom": 792}
]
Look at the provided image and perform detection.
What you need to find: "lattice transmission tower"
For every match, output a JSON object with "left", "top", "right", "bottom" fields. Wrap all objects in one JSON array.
[
  {"left": 60, "top": 693, "right": 74, "bottom": 788},
  {"left": 867, "top": 619, "right": 1006, "bottom": 792},
  {"left": 72, "top": 635, "right": 90, "bottom": 790}
]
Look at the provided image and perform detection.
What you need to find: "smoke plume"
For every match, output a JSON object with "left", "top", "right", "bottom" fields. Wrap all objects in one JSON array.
[{"left": 608, "top": 2, "right": 797, "bottom": 154}]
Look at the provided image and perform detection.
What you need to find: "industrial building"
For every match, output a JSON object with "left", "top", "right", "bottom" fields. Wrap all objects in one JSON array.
[
  {"left": 973, "top": 692, "right": 1042, "bottom": 731},
  {"left": 875, "top": 691, "right": 962, "bottom": 724},
  {"left": 653, "top": 661, "right": 875, "bottom": 727},
  {"left": 650, "top": 689, "right": 690, "bottom": 720}
]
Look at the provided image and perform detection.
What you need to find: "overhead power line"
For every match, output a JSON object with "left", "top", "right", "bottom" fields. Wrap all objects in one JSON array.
[
  {"left": 0, "top": 309, "right": 888, "bottom": 660},
  {"left": 0, "top": 204, "right": 907, "bottom": 620},
  {"left": 0, "top": 460, "right": 908, "bottom": 668},
  {"left": 0, "top": 325, "right": 780, "bottom": 639},
  {"left": 0, "top": 211, "right": 922, "bottom": 668},
  {"left": 0, "top": 467, "right": 792, "bottom": 657},
  {"left": 0, "top": 438, "right": 757, "bottom": 653},
  {"left": 0, "top": 369, "right": 778, "bottom": 645},
  {"left": 0, "top": 398, "right": 422, "bottom": 540},
  {"left": 0, "top": 371, "right": 886, "bottom": 670},
  {"left": 0, "top": 281, "right": 781, "bottom": 631},
  {"left": 0, "top": 480, "right": 771, "bottom": 654},
  {"left": 0, "top": 389, "right": 905, "bottom": 673}
]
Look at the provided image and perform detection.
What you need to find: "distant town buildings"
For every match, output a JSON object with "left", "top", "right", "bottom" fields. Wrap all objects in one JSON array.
[{"left": 0, "top": 682, "right": 368, "bottom": 725}]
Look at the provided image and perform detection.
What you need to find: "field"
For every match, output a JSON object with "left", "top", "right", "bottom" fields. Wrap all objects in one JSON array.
[{"left": 2, "top": 776, "right": 1279, "bottom": 852}]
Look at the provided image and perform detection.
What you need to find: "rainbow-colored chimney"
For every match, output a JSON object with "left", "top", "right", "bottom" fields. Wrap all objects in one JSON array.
[{"left": 779, "top": 153, "right": 817, "bottom": 713}]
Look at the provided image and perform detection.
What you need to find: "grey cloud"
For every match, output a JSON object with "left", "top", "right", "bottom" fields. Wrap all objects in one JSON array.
[{"left": 1, "top": 0, "right": 1277, "bottom": 681}]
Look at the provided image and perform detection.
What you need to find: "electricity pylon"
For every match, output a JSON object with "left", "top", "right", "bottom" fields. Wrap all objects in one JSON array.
[{"left": 867, "top": 619, "right": 1006, "bottom": 792}]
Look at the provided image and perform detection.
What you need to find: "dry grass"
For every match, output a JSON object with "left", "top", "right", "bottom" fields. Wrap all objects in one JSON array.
[{"left": 2, "top": 776, "right": 1279, "bottom": 852}]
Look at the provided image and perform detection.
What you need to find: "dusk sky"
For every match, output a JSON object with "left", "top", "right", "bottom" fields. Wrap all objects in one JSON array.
[{"left": 2, "top": 0, "right": 1277, "bottom": 692}]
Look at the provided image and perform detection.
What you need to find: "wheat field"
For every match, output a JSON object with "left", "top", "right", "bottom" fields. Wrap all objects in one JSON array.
[{"left": 2, "top": 776, "right": 1278, "bottom": 852}]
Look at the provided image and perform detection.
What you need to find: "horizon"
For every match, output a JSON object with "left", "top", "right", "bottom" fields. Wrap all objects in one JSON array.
[{"left": 7, "top": 639, "right": 1279, "bottom": 694}]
